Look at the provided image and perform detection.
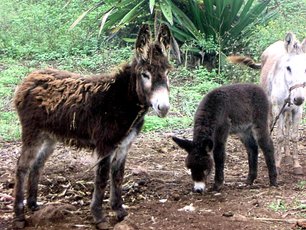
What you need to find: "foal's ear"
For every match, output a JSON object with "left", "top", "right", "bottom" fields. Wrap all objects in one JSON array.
[
  {"left": 301, "top": 38, "right": 306, "bottom": 53},
  {"left": 284, "top": 32, "right": 300, "bottom": 54},
  {"left": 135, "top": 24, "right": 151, "bottom": 61},
  {"left": 172, "top": 136, "right": 193, "bottom": 152},
  {"left": 156, "top": 24, "right": 171, "bottom": 56}
]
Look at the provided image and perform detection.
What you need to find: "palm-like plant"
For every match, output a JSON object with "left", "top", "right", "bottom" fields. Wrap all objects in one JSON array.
[{"left": 70, "top": 0, "right": 275, "bottom": 68}]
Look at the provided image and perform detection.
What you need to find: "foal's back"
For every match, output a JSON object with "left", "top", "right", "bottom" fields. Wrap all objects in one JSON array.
[{"left": 194, "top": 83, "right": 269, "bottom": 134}]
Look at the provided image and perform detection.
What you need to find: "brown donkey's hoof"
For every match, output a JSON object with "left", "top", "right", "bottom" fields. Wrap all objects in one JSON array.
[
  {"left": 96, "top": 221, "right": 111, "bottom": 230},
  {"left": 282, "top": 155, "right": 293, "bottom": 165},
  {"left": 293, "top": 167, "right": 304, "bottom": 175},
  {"left": 14, "top": 220, "right": 26, "bottom": 229}
]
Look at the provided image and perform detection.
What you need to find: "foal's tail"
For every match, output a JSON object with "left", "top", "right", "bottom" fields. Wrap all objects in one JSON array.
[{"left": 227, "top": 55, "right": 261, "bottom": 70}]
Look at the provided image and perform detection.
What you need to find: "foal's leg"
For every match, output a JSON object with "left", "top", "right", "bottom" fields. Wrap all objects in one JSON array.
[
  {"left": 291, "top": 110, "right": 303, "bottom": 175},
  {"left": 14, "top": 131, "right": 44, "bottom": 228},
  {"left": 212, "top": 124, "right": 229, "bottom": 191},
  {"left": 27, "top": 136, "right": 56, "bottom": 211},
  {"left": 110, "top": 129, "right": 137, "bottom": 221},
  {"left": 239, "top": 129, "right": 258, "bottom": 185},
  {"left": 254, "top": 126, "right": 277, "bottom": 186}
]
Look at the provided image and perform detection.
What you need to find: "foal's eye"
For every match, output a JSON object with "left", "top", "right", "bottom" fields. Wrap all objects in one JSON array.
[
  {"left": 286, "top": 66, "right": 292, "bottom": 73},
  {"left": 141, "top": 73, "right": 150, "bottom": 79}
]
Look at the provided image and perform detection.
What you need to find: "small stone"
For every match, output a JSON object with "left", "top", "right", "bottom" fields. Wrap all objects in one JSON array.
[
  {"left": 172, "top": 193, "right": 180, "bottom": 201},
  {"left": 113, "top": 219, "right": 136, "bottom": 230},
  {"left": 97, "top": 221, "right": 111, "bottom": 230},
  {"left": 222, "top": 211, "right": 234, "bottom": 217}
]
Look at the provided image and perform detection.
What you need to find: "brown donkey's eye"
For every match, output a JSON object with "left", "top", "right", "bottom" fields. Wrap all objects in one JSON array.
[{"left": 141, "top": 73, "right": 150, "bottom": 79}]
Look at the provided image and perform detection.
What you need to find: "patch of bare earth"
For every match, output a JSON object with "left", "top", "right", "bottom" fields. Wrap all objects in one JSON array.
[{"left": 0, "top": 128, "right": 305, "bottom": 229}]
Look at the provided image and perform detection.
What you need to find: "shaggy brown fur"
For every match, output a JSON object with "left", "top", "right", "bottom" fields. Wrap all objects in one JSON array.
[
  {"left": 13, "top": 24, "right": 172, "bottom": 229},
  {"left": 173, "top": 84, "right": 277, "bottom": 193}
]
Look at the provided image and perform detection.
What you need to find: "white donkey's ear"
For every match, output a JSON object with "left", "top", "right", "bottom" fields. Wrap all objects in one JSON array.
[
  {"left": 135, "top": 24, "right": 151, "bottom": 61},
  {"left": 301, "top": 38, "right": 306, "bottom": 53},
  {"left": 284, "top": 32, "right": 300, "bottom": 54}
]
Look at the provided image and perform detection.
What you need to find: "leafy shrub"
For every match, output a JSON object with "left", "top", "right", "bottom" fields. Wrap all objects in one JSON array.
[{"left": 0, "top": 0, "right": 108, "bottom": 59}]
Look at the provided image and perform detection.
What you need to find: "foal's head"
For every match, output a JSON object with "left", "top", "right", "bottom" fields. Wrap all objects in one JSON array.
[
  {"left": 172, "top": 137, "right": 213, "bottom": 193},
  {"left": 280, "top": 33, "right": 306, "bottom": 106},
  {"left": 133, "top": 24, "right": 172, "bottom": 117}
]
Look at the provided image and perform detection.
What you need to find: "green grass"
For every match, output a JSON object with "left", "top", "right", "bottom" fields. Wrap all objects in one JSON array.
[
  {"left": 0, "top": 59, "right": 30, "bottom": 140},
  {"left": 297, "top": 180, "right": 306, "bottom": 190},
  {"left": 0, "top": 112, "right": 20, "bottom": 141},
  {"left": 143, "top": 115, "right": 193, "bottom": 132},
  {"left": 268, "top": 200, "right": 287, "bottom": 212}
]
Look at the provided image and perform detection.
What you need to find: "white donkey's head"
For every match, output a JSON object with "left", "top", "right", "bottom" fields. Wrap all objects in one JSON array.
[{"left": 276, "top": 33, "right": 306, "bottom": 106}]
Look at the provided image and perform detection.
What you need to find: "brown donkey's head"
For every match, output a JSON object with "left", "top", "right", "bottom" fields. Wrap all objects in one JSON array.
[{"left": 133, "top": 24, "right": 172, "bottom": 117}]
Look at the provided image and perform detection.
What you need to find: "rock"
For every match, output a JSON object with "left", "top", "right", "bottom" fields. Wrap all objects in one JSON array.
[
  {"left": 222, "top": 211, "right": 234, "bottom": 217},
  {"left": 30, "top": 204, "right": 76, "bottom": 226},
  {"left": 113, "top": 219, "right": 137, "bottom": 230},
  {"left": 232, "top": 214, "right": 248, "bottom": 221}
]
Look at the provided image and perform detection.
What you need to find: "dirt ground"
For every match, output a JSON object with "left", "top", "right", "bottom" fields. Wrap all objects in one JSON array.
[{"left": 0, "top": 128, "right": 305, "bottom": 230}]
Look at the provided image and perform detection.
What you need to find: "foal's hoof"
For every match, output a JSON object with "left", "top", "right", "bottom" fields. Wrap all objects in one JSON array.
[
  {"left": 293, "top": 167, "right": 304, "bottom": 175},
  {"left": 211, "top": 184, "right": 222, "bottom": 192},
  {"left": 116, "top": 208, "right": 128, "bottom": 222},
  {"left": 28, "top": 203, "right": 40, "bottom": 212},
  {"left": 14, "top": 220, "right": 26, "bottom": 229}
]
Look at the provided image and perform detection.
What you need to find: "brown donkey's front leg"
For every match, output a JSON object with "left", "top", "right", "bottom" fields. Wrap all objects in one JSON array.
[
  {"left": 110, "top": 129, "right": 138, "bottom": 221},
  {"left": 90, "top": 155, "right": 111, "bottom": 229}
]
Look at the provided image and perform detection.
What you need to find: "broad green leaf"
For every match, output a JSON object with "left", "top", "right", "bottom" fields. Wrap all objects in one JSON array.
[
  {"left": 149, "top": 0, "right": 155, "bottom": 14},
  {"left": 161, "top": 0, "right": 173, "bottom": 25},
  {"left": 118, "top": 0, "right": 145, "bottom": 26},
  {"left": 69, "top": 8, "right": 92, "bottom": 30},
  {"left": 169, "top": 1, "right": 201, "bottom": 39},
  {"left": 69, "top": 2, "right": 105, "bottom": 30},
  {"left": 98, "top": 8, "right": 113, "bottom": 36}
]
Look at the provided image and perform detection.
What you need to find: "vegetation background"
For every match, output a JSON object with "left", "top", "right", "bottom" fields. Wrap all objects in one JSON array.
[{"left": 0, "top": 0, "right": 306, "bottom": 141}]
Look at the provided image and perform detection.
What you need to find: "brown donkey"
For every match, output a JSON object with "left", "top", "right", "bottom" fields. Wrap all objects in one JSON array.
[{"left": 13, "top": 24, "right": 172, "bottom": 229}]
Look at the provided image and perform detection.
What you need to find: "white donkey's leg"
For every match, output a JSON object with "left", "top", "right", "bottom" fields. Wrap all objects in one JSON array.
[
  {"left": 291, "top": 109, "right": 303, "bottom": 175},
  {"left": 282, "top": 112, "right": 292, "bottom": 164},
  {"left": 273, "top": 106, "right": 285, "bottom": 173}
]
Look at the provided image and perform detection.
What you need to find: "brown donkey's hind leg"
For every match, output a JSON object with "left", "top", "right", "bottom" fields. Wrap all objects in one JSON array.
[
  {"left": 27, "top": 135, "right": 56, "bottom": 211},
  {"left": 14, "top": 131, "right": 45, "bottom": 228}
]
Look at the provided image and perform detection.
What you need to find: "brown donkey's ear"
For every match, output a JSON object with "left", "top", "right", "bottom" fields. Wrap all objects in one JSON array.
[
  {"left": 284, "top": 32, "right": 300, "bottom": 54},
  {"left": 135, "top": 24, "right": 151, "bottom": 61},
  {"left": 156, "top": 24, "right": 171, "bottom": 56}
]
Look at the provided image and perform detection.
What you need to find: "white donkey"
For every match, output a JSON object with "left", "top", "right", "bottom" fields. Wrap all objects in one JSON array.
[{"left": 229, "top": 32, "right": 306, "bottom": 175}]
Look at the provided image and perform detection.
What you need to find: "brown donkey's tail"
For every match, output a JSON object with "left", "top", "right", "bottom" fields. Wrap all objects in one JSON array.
[{"left": 227, "top": 55, "right": 261, "bottom": 69}]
